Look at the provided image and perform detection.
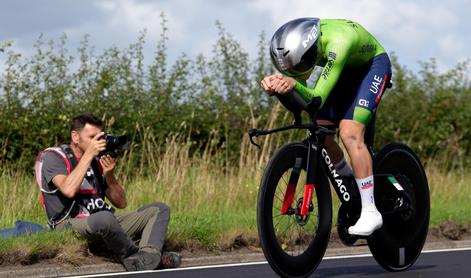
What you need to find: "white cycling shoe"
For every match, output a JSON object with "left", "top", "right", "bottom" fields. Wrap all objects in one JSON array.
[{"left": 348, "top": 207, "right": 383, "bottom": 236}]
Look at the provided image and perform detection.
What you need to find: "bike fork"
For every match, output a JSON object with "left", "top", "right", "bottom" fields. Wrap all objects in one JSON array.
[
  {"left": 280, "top": 140, "right": 319, "bottom": 216},
  {"left": 281, "top": 157, "right": 302, "bottom": 215},
  {"left": 301, "top": 140, "right": 319, "bottom": 216}
]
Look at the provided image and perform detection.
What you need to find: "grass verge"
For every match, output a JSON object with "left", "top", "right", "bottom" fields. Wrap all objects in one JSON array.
[{"left": 0, "top": 114, "right": 470, "bottom": 266}]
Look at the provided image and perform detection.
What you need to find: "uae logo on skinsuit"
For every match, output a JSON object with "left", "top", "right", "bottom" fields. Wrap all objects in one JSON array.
[{"left": 369, "top": 75, "right": 383, "bottom": 94}]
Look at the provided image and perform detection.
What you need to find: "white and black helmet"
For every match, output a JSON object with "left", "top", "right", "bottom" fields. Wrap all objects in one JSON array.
[{"left": 270, "top": 18, "right": 320, "bottom": 77}]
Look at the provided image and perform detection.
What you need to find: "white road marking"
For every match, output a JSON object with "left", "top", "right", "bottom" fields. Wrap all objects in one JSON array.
[{"left": 68, "top": 247, "right": 471, "bottom": 277}]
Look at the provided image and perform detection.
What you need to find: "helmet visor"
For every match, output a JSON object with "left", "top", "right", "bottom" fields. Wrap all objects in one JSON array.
[{"left": 286, "top": 43, "right": 318, "bottom": 77}]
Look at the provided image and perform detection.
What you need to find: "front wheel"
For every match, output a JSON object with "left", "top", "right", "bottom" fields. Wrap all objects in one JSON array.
[
  {"left": 368, "top": 142, "right": 430, "bottom": 271},
  {"left": 257, "top": 142, "right": 332, "bottom": 278}
]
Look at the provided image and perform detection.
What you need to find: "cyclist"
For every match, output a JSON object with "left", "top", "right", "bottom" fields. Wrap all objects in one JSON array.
[{"left": 260, "top": 18, "right": 392, "bottom": 236}]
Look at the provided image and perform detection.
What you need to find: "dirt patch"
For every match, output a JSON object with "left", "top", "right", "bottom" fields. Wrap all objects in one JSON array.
[
  {"left": 0, "top": 248, "right": 59, "bottom": 266},
  {"left": 428, "top": 221, "right": 471, "bottom": 241},
  {"left": 0, "top": 242, "right": 117, "bottom": 268}
]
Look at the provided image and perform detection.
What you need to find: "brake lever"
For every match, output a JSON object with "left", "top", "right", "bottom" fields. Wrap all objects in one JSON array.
[{"left": 248, "top": 128, "right": 263, "bottom": 149}]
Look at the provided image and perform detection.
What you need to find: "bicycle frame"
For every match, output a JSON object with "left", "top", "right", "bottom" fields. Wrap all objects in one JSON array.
[
  {"left": 250, "top": 121, "right": 360, "bottom": 217},
  {"left": 250, "top": 90, "right": 407, "bottom": 218}
]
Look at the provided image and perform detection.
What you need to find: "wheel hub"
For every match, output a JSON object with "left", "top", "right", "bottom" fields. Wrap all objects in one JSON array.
[{"left": 294, "top": 197, "right": 313, "bottom": 226}]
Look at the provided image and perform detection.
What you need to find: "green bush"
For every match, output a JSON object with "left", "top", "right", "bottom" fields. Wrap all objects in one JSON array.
[
  {"left": 0, "top": 15, "right": 275, "bottom": 172},
  {"left": 0, "top": 15, "right": 470, "bottom": 173},
  {"left": 377, "top": 55, "right": 471, "bottom": 168}
]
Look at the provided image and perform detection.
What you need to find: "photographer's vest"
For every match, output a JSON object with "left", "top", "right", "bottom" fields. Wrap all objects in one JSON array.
[{"left": 35, "top": 144, "right": 114, "bottom": 229}]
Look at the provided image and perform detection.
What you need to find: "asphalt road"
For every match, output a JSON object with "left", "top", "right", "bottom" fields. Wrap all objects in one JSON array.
[{"left": 71, "top": 248, "right": 471, "bottom": 278}]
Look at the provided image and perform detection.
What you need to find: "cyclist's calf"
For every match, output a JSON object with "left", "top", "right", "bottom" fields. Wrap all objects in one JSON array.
[{"left": 338, "top": 120, "right": 372, "bottom": 178}]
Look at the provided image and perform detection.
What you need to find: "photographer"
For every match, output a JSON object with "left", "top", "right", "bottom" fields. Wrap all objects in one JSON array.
[{"left": 35, "top": 113, "right": 181, "bottom": 271}]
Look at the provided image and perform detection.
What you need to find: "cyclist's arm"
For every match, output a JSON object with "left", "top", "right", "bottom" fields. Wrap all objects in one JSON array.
[{"left": 294, "top": 41, "right": 351, "bottom": 107}]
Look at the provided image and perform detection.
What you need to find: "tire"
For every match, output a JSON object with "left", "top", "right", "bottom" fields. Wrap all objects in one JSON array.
[
  {"left": 368, "top": 142, "right": 430, "bottom": 271},
  {"left": 257, "top": 142, "right": 332, "bottom": 278}
]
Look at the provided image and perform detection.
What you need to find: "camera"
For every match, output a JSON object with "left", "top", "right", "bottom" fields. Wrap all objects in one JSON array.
[{"left": 99, "top": 134, "right": 129, "bottom": 158}]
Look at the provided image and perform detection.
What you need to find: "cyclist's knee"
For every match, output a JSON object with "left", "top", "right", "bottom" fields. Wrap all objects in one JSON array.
[{"left": 339, "top": 126, "right": 365, "bottom": 150}]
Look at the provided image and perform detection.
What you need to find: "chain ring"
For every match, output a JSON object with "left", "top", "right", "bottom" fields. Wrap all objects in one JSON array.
[{"left": 337, "top": 204, "right": 360, "bottom": 246}]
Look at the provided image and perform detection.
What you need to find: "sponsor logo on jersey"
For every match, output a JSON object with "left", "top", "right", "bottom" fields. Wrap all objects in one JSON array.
[
  {"left": 321, "top": 58, "right": 335, "bottom": 80},
  {"left": 358, "top": 99, "right": 369, "bottom": 108},
  {"left": 329, "top": 51, "right": 337, "bottom": 60},
  {"left": 369, "top": 75, "right": 383, "bottom": 94},
  {"left": 360, "top": 44, "right": 377, "bottom": 53}
]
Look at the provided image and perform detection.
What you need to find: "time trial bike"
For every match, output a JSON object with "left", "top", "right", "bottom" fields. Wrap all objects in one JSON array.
[{"left": 248, "top": 89, "right": 430, "bottom": 278}]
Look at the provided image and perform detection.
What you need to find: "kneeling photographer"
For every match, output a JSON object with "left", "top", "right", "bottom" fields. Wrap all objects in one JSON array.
[{"left": 36, "top": 113, "right": 180, "bottom": 271}]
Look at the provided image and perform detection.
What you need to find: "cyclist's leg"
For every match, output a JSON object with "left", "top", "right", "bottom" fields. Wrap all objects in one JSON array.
[
  {"left": 339, "top": 120, "right": 371, "bottom": 177},
  {"left": 316, "top": 74, "right": 357, "bottom": 177},
  {"left": 340, "top": 53, "right": 392, "bottom": 236},
  {"left": 317, "top": 119, "right": 350, "bottom": 174}
]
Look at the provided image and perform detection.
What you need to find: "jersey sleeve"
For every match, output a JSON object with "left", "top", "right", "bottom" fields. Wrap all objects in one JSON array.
[
  {"left": 294, "top": 39, "right": 352, "bottom": 107},
  {"left": 42, "top": 151, "right": 69, "bottom": 185}
]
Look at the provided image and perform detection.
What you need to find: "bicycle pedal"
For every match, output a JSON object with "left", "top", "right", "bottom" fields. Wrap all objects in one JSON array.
[
  {"left": 347, "top": 238, "right": 368, "bottom": 247},
  {"left": 351, "top": 242, "right": 368, "bottom": 247}
]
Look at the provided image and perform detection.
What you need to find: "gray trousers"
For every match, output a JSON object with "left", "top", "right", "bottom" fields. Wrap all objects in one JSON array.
[{"left": 56, "top": 202, "right": 170, "bottom": 259}]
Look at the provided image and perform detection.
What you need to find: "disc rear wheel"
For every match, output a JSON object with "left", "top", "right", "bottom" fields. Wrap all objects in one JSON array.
[{"left": 368, "top": 143, "right": 430, "bottom": 271}]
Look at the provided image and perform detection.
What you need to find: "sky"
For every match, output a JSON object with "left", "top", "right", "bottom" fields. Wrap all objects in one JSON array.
[{"left": 0, "top": 0, "right": 470, "bottom": 77}]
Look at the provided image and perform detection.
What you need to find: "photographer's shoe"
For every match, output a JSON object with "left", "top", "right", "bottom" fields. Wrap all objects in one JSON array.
[
  {"left": 159, "top": 251, "right": 181, "bottom": 269},
  {"left": 122, "top": 250, "right": 160, "bottom": 271},
  {"left": 348, "top": 207, "right": 383, "bottom": 236}
]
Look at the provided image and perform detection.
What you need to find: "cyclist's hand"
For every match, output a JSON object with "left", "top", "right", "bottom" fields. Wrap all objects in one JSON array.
[
  {"left": 271, "top": 75, "right": 296, "bottom": 95},
  {"left": 84, "top": 132, "right": 106, "bottom": 159},
  {"left": 261, "top": 75, "right": 276, "bottom": 95}
]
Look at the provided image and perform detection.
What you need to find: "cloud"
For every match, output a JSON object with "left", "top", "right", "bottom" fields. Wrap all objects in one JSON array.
[
  {"left": 252, "top": 0, "right": 470, "bottom": 72},
  {"left": 0, "top": 0, "right": 469, "bottom": 76},
  {"left": 0, "top": 1, "right": 99, "bottom": 39},
  {"left": 94, "top": 0, "right": 183, "bottom": 41}
]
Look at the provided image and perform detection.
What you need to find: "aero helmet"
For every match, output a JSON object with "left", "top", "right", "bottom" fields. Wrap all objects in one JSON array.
[{"left": 270, "top": 18, "right": 320, "bottom": 77}]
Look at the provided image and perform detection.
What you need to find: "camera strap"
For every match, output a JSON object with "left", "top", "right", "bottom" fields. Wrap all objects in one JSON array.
[
  {"left": 60, "top": 144, "right": 78, "bottom": 170},
  {"left": 60, "top": 144, "right": 106, "bottom": 194}
]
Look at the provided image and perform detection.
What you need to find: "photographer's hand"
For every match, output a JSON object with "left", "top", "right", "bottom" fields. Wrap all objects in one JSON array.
[
  {"left": 83, "top": 132, "right": 107, "bottom": 161},
  {"left": 101, "top": 155, "right": 127, "bottom": 209},
  {"left": 100, "top": 155, "right": 116, "bottom": 177}
]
